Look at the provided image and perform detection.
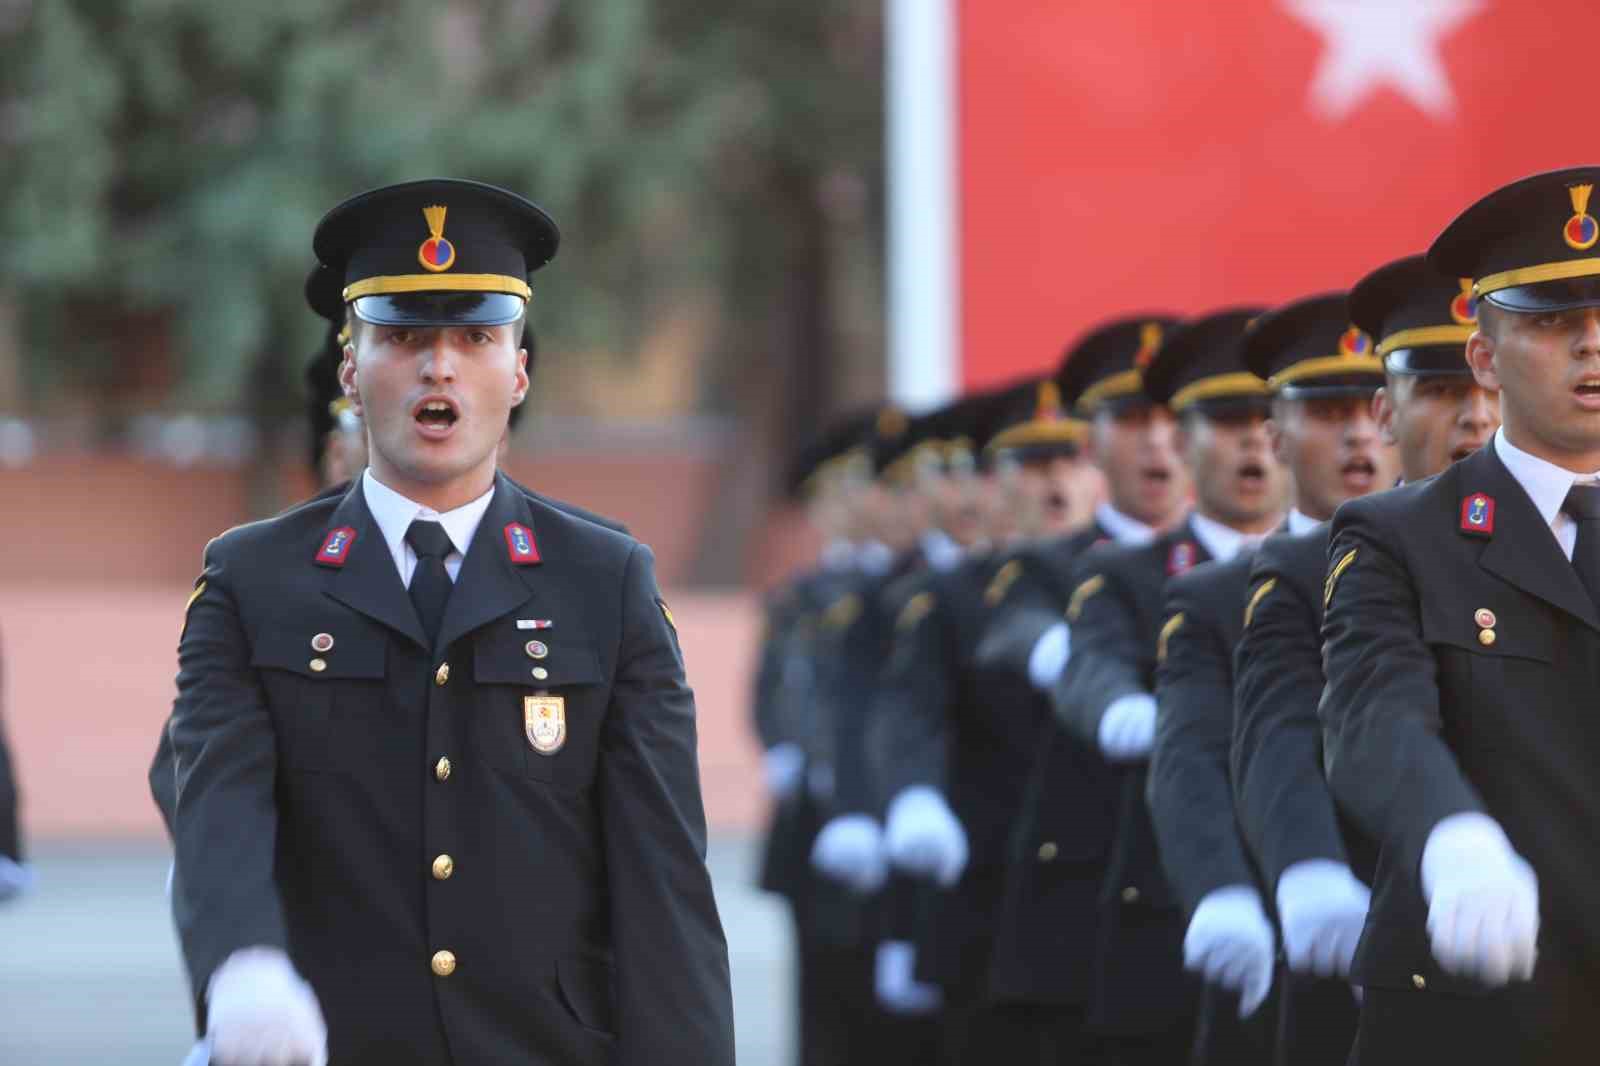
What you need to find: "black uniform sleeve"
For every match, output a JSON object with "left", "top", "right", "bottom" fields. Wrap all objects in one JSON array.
[
  {"left": 1148, "top": 571, "right": 1259, "bottom": 916},
  {"left": 602, "top": 543, "right": 736, "bottom": 1065},
  {"left": 0, "top": 637, "right": 20, "bottom": 864},
  {"left": 1053, "top": 556, "right": 1145, "bottom": 746},
  {"left": 164, "top": 540, "right": 291, "bottom": 1002},
  {"left": 1232, "top": 546, "right": 1348, "bottom": 890},
  {"left": 871, "top": 582, "right": 952, "bottom": 805},
  {"left": 1320, "top": 502, "right": 1486, "bottom": 883},
  {"left": 750, "top": 594, "right": 795, "bottom": 749}
]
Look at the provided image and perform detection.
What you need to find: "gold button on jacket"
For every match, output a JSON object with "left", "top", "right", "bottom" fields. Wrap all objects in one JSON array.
[
  {"left": 1036, "top": 842, "right": 1058, "bottom": 862},
  {"left": 432, "top": 950, "right": 456, "bottom": 977},
  {"left": 433, "top": 757, "right": 452, "bottom": 782},
  {"left": 432, "top": 854, "right": 454, "bottom": 880}
]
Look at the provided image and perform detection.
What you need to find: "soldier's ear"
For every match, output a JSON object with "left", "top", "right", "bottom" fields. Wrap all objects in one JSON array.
[
  {"left": 1373, "top": 387, "right": 1399, "bottom": 447},
  {"left": 1464, "top": 331, "right": 1501, "bottom": 394},
  {"left": 339, "top": 349, "right": 362, "bottom": 415}
]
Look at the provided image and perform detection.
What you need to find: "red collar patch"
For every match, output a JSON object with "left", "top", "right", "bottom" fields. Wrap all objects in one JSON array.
[
  {"left": 504, "top": 522, "right": 541, "bottom": 565},
  {"left": 1167, "top": 541, "right": 1197, "bottom": 576},
  {"left": 1459, "top": 493, "right": 1495, "bottom": 537},
  {"left": 315, "top": 526, "right": 357, "bottom": 567}
]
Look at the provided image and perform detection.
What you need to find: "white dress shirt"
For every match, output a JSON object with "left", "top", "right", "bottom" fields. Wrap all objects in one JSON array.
[
  {"left": 362, "top": 470, "right": 495, "bottom": 585},
  {"left": 1287, "top": 508, "right": 1323, "bottom": 536},
  {"left": 1095, "top": 502, "right": 1158, "bottom": 547},
  {"left": 1189, "top": 511, "right": 1269, "bottom": 563},
  {"left": 1493, "top": 427, "right": 1600, "bottom": 562}
]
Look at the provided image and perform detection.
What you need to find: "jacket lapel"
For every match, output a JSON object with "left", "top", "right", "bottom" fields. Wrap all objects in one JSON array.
[
  {"left": 1468, "top": 446, "right": 1600, "bottom": 633},
  {"left": 320, "top": 481, "right": 431, "bottom": 652},
  {"left": 435, "top": 472, "right": 541, "bottom": 653}
]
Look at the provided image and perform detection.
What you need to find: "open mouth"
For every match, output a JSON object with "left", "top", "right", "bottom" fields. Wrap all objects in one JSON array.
[
  {"left": 1044, "top": 491, "right": 1068, "bottom": 514},
  {"left": 1450, "top": 441, "right": 1483, "bottom": 463},
  {"left": 1140, "top": 466, "right": 1171, "bottom": 487},
  {"left": 1576, "top": 380, "right": 1600, "bottom": 408},
  {"left": 1237, "top": 460, "right": 1266, "bottom": 487},
  {"left": 413, "top": 396, "right": 461, "bottom": 437},
  {"left": 1341, "top": 456, "right": 1376, "bottom": 489}
]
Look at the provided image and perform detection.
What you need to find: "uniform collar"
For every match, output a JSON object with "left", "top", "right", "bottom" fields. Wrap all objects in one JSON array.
[
  {"left": 1288, "top": 508, "right": 1323, "bottom": 535},
  {"left": 1493, "top": 426, "right": 1600, "bottom": 532},
  {"left": 363, "top": 468, "right": 496, "bottom": 565},
  {"left": 1094, "top": 501, "right": 1157, "bottom": 547},
  {"left": 1188, "top": 510, "right": 1265, "bottom": 562}
]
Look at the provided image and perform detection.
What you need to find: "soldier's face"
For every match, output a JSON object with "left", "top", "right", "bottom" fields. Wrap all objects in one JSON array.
[
  {"left": 1374, "top": 375, "right": 1498, "bottom": 484},
  {"left": 1179, "top": 409, "right": 1287, "bottom": 529},
  {"left": 1270, "top": 395, "right": 1396, "bottom": 522},
  {"left": 1466, "top": 308, "right": 1600, "bottom": 469},
  {"left": 342, "top": 323, "right": 528, "bottom": 498},
  {"left": 1090, "top": 404, "right": 1188, "bottom": 529},
  {"left": 1016, "top": 453, "right": 1103, "bottom": 537}
]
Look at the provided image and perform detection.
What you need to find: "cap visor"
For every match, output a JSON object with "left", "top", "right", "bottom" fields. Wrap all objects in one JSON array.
[
  {"left": 1383, "top": 347, "right": 1471, "bottom": 376},
  {"left": 351, "top": 292, "right": 526, "bottom": 327},
  {"left": 1483, "top": 277, "right": 1600, "bottom": 313}
]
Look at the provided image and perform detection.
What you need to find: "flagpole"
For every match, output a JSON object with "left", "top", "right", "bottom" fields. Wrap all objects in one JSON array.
[{"left": 886, "top": 0, "right": 958, "bottom": 410}]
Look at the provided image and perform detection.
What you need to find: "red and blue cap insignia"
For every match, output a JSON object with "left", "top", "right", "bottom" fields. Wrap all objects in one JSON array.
[
  {"left": 504, "top": 522, "right": 541, "bottom": 565},
  {"left": 316, "top": 526, "right": 358, "bottom": 566},
  {"left": 418, "top": 204, "right": 458, "bottom": 272},
  {"left": 1565, "top": 184, "right": 1598, "bottom": 252},
  {"left": 1450, "top": 279, "right": 1478, "bottom": 326},
  {"left": 1459, "top": 493, "right": 1495, "bottom": 537},
  {"left": 1338, "top": 327, "right": 1372, "bottom": 357}
]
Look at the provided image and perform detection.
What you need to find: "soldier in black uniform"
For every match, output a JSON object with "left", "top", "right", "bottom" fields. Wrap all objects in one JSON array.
[
  {"left": 1149, "top": 295, "right": 1395, "bottom": 1063},
  {"left": 1232, "top": 261, "right": 1497, "bottom": 1065},
  {"left": 868, "top": 378, "right": 1093, "bottom": 1064},
  {"left": 1053, "top": 308, "right": 1290, "bottom": 1065},
  {"left": 158, "top": 179, "right": 734, "bottom": 1066},
  {"left": 982, "top": 316, "right": 1189, "bottom": 1064},
  {"left": 1319, "top": 167, "right": 1600, "bottom": 1065},
  {"left": 0, "top": 633, "right": 26, "bottom": 902}
]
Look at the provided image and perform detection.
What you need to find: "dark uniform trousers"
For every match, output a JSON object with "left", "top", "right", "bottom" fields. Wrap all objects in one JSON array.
[
  {"left": 1148, "top": 552, "right": 1278, "bottom": 1065},
  {"left": 159, "top": 473, "right": 734, "bottom": 1066},
  {"left": 1052, "top": 520, "right": 1211, "bottom": 1065},
  {"left": 1322, "top": 445, "right": 1600, "bottom": 1064},
  {"left": 981, "top": 524, "right": 1124, "bottom": 1066},
  {"left": 1233, "top": 526, "right": 1366, "bottom": 1066}
]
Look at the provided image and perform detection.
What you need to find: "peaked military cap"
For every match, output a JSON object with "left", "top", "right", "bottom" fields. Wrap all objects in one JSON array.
[
  {"left": 1242, "top": 293, "right": 1383, "bottom": 398},
  {"left": 1430, "top": 165, "right": 1600, "bottom": 313},
  {"left": 985, "top": 376, "right": 1088, "bottom": 460},
  {"left": 313, "top": 178, "right": 559, "bottom": 327},
  {"left": 1057, "top": 314, "right": 1183, "bottom": 416},
  {"left": 786, "top": 410, "right": 876, "bottom": 499},
  {"left": 303, "top": 264, "right": 357, "bottom": 475},
  {"left": 1142, "top": 307, "right": 1271, "bottom": 414},
  {"left": 882, "top": 404, "right": 955, "bottom": 486},
  {"left": 1349, "top": 254, "right": 1477, "bottom": 376}
]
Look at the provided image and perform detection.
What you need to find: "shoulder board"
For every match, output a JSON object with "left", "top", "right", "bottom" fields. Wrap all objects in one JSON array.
[
  {"left": 896, "top": 591, "right": 936, "bottom": 632},
  {"left": 1243, "top": 577, "right": 1277, "bottom": 629},
  {"left": 1066, "top": 574, "right": 1106, "bottom": 623},
  {"left": 823, "top": 593, "right": 863, "bottom": 631},
  {"left": 984, "top": 559, "right": 1024, "bottom": 607},
  {"left": 1324, "top": 549, "right": 1358, "bottom": 609},
  {"left": 1156, "top": 611, "right": 1185, "bottom": 664}
]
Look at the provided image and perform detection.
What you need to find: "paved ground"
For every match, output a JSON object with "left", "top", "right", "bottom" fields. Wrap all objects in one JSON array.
[{"left": 0, "top": 835, "right": 793, "bottom": 1066}]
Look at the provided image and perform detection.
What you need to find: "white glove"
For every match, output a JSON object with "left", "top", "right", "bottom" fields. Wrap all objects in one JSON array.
[
  {"left": 884, "top": 786, "right": 969, "bottom": 887},
  {"left": 762, "top": 742, "right": 806, "bottom": 801},
  {"left": 874, "top": 940, "right": 943, "bottom": 1014},
  {"left": 1097, "top": 693, "right": 1157, "bottom": 761},
  {"left": 1027, "top": 623, "right": 1071, "bottom": 690},
  {"left": 810, "top": 814, "right": 888, "bottom": 894},
  {"left": 1420, "top": 812, "right": 1539, "bottom": 986},
  {"left": 0, "top": 856, "right": 34, "bottom": 902},
  {"left": 206, "top": 947, "right": 329, "bottom": 1066},
  {"left": 1182, "top": 884, "right": 1276, "bottom": 1017},
  {"left": 1276, "top": 859, "right": 1371, "bottom": 977}
]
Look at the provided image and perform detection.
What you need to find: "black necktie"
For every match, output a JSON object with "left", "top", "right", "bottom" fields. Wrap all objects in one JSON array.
[
  {"left": 405, "top": 519, "right": 455, "bottom": 646},
  {"left": 1561, "top": 483, "right": 1600, "bottom": 608}
]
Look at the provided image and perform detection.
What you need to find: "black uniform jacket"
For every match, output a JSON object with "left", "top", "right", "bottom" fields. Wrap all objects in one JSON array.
[
  {"left": 161, "top": 472, "right": 734, "bottom": 1066},
  {"left": 0, "top": 639, "right": 18, "bottom": 864},
  {"left": 872, "top": 549, "right": 1046, "bottom": 996},
  {"left": 1232, "top": 526, "right": 1369, "bottom": 891},
  {"left": 1148, "top": 552, "right": 1260, "bottom": 917},
  {"left": 1050, "top": 519, "right": 1209, "bottom": 1034},
  {"left": 1322, "top": 444, "right": 1600, "bottom": 1056},
  {"left": 988, "top": 522, "right": 1119, "bottom": 1006}
]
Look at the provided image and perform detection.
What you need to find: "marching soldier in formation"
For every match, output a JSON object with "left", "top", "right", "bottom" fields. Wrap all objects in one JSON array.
[
  {"left": 1147, "top": 293, "right": 1396, "bottom": 1063},
  {"left": 1232, "top": 257, "right": 1498, "bottom": 1062},
  {"left": 158, "top": 179, "right": 734, "bottom": 1066},
  {"left": 0, "top": 632, "right": 25, "bottom": 903},
  {"left": 1320, "top": 167, "right": 1600, "bottom": 1063}
]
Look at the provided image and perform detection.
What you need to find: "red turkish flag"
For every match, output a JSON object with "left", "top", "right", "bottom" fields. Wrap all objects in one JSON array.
[{"left": 957, "top": 0, "right": 1599, "bottom": 388}]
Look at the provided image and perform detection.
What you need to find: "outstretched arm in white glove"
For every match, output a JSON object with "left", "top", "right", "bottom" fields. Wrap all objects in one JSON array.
[
  {"left": 1420, "top": 812, "right": 1539, "bottom": 986},
  {"left": 1098, "top": 693, "right": 1157, "bottom": 762},
  {"left": 809, "top": 814, "right": 888, "bottom": 894},
  {"left": 884, "top": 786, "right": 968, "bottom": 887},
  {"left": 1027, "top": 623, "right": 1071, "bottom": 690},
  {"left": 1182, "top": 884, "right": 1276, "bottom": 1017},
  {"left": 206, "top": 946, "right": 328, "bottom": 1066},
  {"left": 1276, "top": 858, "right": 1371, "bottom": 978}
]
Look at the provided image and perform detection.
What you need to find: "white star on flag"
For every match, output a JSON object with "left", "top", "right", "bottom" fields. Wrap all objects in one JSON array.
[{"left": 1283, "top": 0, "right": 1486, "bottom": 120}]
